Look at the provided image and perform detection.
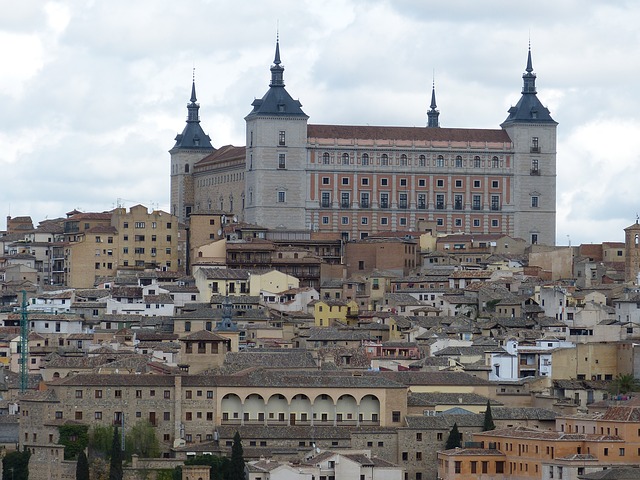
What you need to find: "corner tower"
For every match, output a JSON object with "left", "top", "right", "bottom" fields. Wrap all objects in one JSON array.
[
  {"left": 244, "top": 38, "right": 309, "bottom": 229},
  {"left": 501, "top": 47, "right": 558, "bottom": 246},
  {"left": 170, "top": 78, "right": 214, "bottom": 225}
]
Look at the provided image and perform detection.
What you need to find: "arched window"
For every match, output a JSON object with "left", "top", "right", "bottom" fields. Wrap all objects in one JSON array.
[
  {"left": 362, "top": 153, "right": 369, "bottom": 166},
  {"left": 342, "top": 153, "right": 350, "bottom": 164},
  {"left": 419, "top": 155, "right": 426, "bottom": 167},
  {"left": 436, "top": 155, "right": 444, "bottom": 167},
  {"left": 492, "top": 156, "right": 500, "bottom": 168},
  {"left": 400, "top": 154, "right": 408, "bottom": 166},
  {"left": 381, "top": 154, "right": 389, "bottom": 166},
  {"left": 323, "top": 152, "right": 330, "bottom": 164},
  {"left": 455, "top": 155, "right": 463, "bottom": 168},
  {"left": 474, "top": 156, "right": 481, "bottom": 168}
]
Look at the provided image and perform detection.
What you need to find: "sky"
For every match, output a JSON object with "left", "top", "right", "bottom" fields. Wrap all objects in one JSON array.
[{"left": 2, "top": 0, "right": 640, "bottom": 246}]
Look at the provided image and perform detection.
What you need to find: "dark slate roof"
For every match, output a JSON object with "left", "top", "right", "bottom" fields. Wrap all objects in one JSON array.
[
  {"left": 247, "top": 41, "right": 307, "bottom": 118},
  {"left": 173, "top": 81, "right": 214, "bottom": 150},
  {"left": 491, "top": 407, "right": 557, "bottom": 421},
  {"left": 501, "top": 49, "right": 557, "bottom": 125}
]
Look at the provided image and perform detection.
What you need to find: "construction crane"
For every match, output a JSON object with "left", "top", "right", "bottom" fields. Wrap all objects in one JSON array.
[{"left": 20, "top": 290, "right": 28, "bottom": 393}]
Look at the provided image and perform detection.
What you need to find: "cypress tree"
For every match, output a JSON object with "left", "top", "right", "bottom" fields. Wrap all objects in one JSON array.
[
  {"left": 76, "top": 450, "right": 90, "bottom": 480},
  {"left": 445, "top": 422, "right": 462, "bottom": 450},
  {"left": 483, "top": 400, "right": 496, "bottom": 431},
  {"left": 109, "top": 426, "right": 123, "bottom": 480},
  {"left": 228, "top": 431, "right": 245, "bottom": 480}
]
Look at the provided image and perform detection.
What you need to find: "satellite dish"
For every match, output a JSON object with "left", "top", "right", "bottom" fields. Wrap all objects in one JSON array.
[{"left": 217, "top": 229, "right": 222, "bottom": 236}]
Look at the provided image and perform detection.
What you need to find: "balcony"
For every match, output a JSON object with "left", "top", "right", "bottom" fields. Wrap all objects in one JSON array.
[
  {"left": 417, "top": 202, "right": 426, "bottom": 210},
  {"left": 530, "top": 146, "right": 540, "bottom": 153},
  {"left": 380, "top": 202, "right": 389, "bottom": 209},
  {"left": 530, "top": 168, "right": 540, "bottom": 176},
  {"left": 436, "top": 203, "right": 445, "bottom": 210},
  {"left": 341, "top": 201, "right": 350, "bottom": 209},
  {"left": 399, "top": 202, "right": 408, "bottom": 209},
  {"left": 360, "top": 201, "right": 370, "bottom": 208},
  {"left": 321, "top": 201, "right": 331, "bottom": 208}
]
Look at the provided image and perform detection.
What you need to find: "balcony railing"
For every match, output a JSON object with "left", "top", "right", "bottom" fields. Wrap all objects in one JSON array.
[{"left": 530, "top": 168, "right": 540, "bottom": 176}]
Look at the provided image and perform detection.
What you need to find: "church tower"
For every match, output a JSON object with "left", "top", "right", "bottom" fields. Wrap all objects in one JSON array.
[
  {"left": 625, "top": 220, "right": 640, "bottom": 283},
  {"left": 244, "top": 38, "right": 309, "bottom": 229},
  {"left": 501, "top": 47, "right": 558, "bottom": 246},
  {"left": 170, "top": 78, "right": 214, "bottom": 225}
]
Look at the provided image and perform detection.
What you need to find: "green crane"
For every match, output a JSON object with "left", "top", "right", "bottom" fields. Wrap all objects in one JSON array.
[{"left": 20, "top": 290, "right": 28, "bottom": 393}]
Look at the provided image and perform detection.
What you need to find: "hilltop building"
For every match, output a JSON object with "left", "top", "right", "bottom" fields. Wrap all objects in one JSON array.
[{"left": 171, "top": 41, "right": 557, "bottom": 245}]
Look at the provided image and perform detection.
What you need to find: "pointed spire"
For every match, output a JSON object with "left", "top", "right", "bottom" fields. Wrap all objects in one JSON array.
[
  {"left": 427, "top": 74, "right": 440, "bottom": 128},
  {"left": 274, "top": 31, "right": 281, "bottom": 65},
  {"left": 270, "top": 34, "right": 285, "bottom": 87},
  {"left": 190, "top": 67, "right": 197, "bottom": 103},
  {"left": 522, "top": 44, "right": 536, "bottom": 94}
]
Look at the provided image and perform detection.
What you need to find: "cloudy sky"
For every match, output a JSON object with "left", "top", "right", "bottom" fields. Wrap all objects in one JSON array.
[{"left": 2, "top": 0, "right": 639, "bottom": 245}]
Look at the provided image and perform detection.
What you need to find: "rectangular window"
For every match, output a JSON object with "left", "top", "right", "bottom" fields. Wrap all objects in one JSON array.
[
  {"left": 321, "top": 192, "right": 331, "bottom": 208},
  {"left": 418, "top": 179, "right": 426, "bottom": 187},
  {"left": 95, "top": 390, "right": 102, "bottom": 399},
  {"left": 278, "top": 153, "right": 286, "bottom": 169},
  {"left": 492, "top": 180, "right": 499, "bottom": 188},
  {"left": 531, "top": 196, "right": 539, "bottom": 208},
  {"left": 454, "top": 194, "right": 463, "bottom": 210},
  {"left": 135, "top": 222, "right": 145, "bottom": 228},
  {"left": 400, "top": 178, "right": 407, "bottom": 186},
  {"left": 380, "top": 193, "right": 389, "bottom": 209},
  {"left": 322, "top": 177, "right": 330, "bottom": 185},
  {"left": 95, "top": 412, "right": 102, "bottom": 420},
  {"left": 380, "top": 178, "right": 388, "bottom": 186},
  {"left": 380, "top": 217, "right": 388, "bottom": 225},
  {"left": 417, "top": 194, "right": 426, "bottom": 209},
  {"left": 341, "top": 177, "right": 349, "bottom": 185},
  {"left": 341, "top": 216, "right": 349, "bottom": 225},
  {"left": 360, "top": 192, "right": 370, "bottom": 208},
  {"left": 278, "top": 130, "right": 286, "bottom": 146},
  {"left": 361, "top": 217, "right": 368, "bottom": 225},
  {"left": 455, "top": 179, "right": 462, "bottom": 188},
  {"left": 399, "top": 193, "right": 408, "bottom": 209},
  {"left": 531, "top": 136, "right": 539, "bottom": 152},
  {"left": 472, "top": 195, "right": 481, "bottom": 210},
  {"left": 473, "top": 219, "right": 481, "bottom": 227},
  {"left": 392, "top": 411, "right": 401, "bottom": 422},
  {"left": 341, "top": 192, "right": 350, "bottom": 208},
  {"left": 436, "top": 218, "right": 444, "bottom": 226},
  {"left": 278, "top": 191, "right": 286, "bottom": 203},
  {"left": 491, "top": 195, "right": 500, "bottom": 211},
  {"left": 436, "top": 179, "right": 444, "bottom": 187},
  {"left": 491, "top": 219, "right": 499, "bottom": 227},
  {"left": 322, "top": 216, "right": 329, "bottom": 224},
  {"left": 75, "top": 390, "right": 83, "bottom": 399},
  {"left": 436, "top": 194, "right": 445, "bottom": 209}
]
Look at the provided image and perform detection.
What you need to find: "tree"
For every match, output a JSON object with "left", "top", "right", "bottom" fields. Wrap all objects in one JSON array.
[
  {"left": 125, "top": 420, "right": 160, "bottom": 460},
  {"left": 610, "top": 374, "right": 640, "bottom": 395},
  {"left": 89, "top": 425, "right": 115, "bottom": 459},
  {"left": 483, "top": 400, "right": 496, "bottom": 431},
  {"left": 109, "top": 426, "right": 123, "bottom": 480},
  {"left": 227, "top": 431, "right": 245, "bottom": 480},
  {"left": 2, "top": 449, "right": 30, "bottom": 480},
  {"left": 445, "top": 422, "right": 462, "bottom": 450},
  {"left": 59, "top": 424, "right": 89, "bottom": 460},
  {"left": 76, "top": 450, "right": 90, "bottom": 480}
]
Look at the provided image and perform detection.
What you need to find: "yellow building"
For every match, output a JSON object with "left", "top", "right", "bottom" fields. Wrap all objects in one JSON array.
[
  {"left": 64, "top": 206, "right": 179, "bottom": 288},
  {"left": 313, "top": 299, "right": 359, "bottom": 327}
]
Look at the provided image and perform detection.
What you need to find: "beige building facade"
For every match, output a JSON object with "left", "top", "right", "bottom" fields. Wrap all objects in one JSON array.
[{"left": 171, "top": 43, "right": 557, "bottom": 245}]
